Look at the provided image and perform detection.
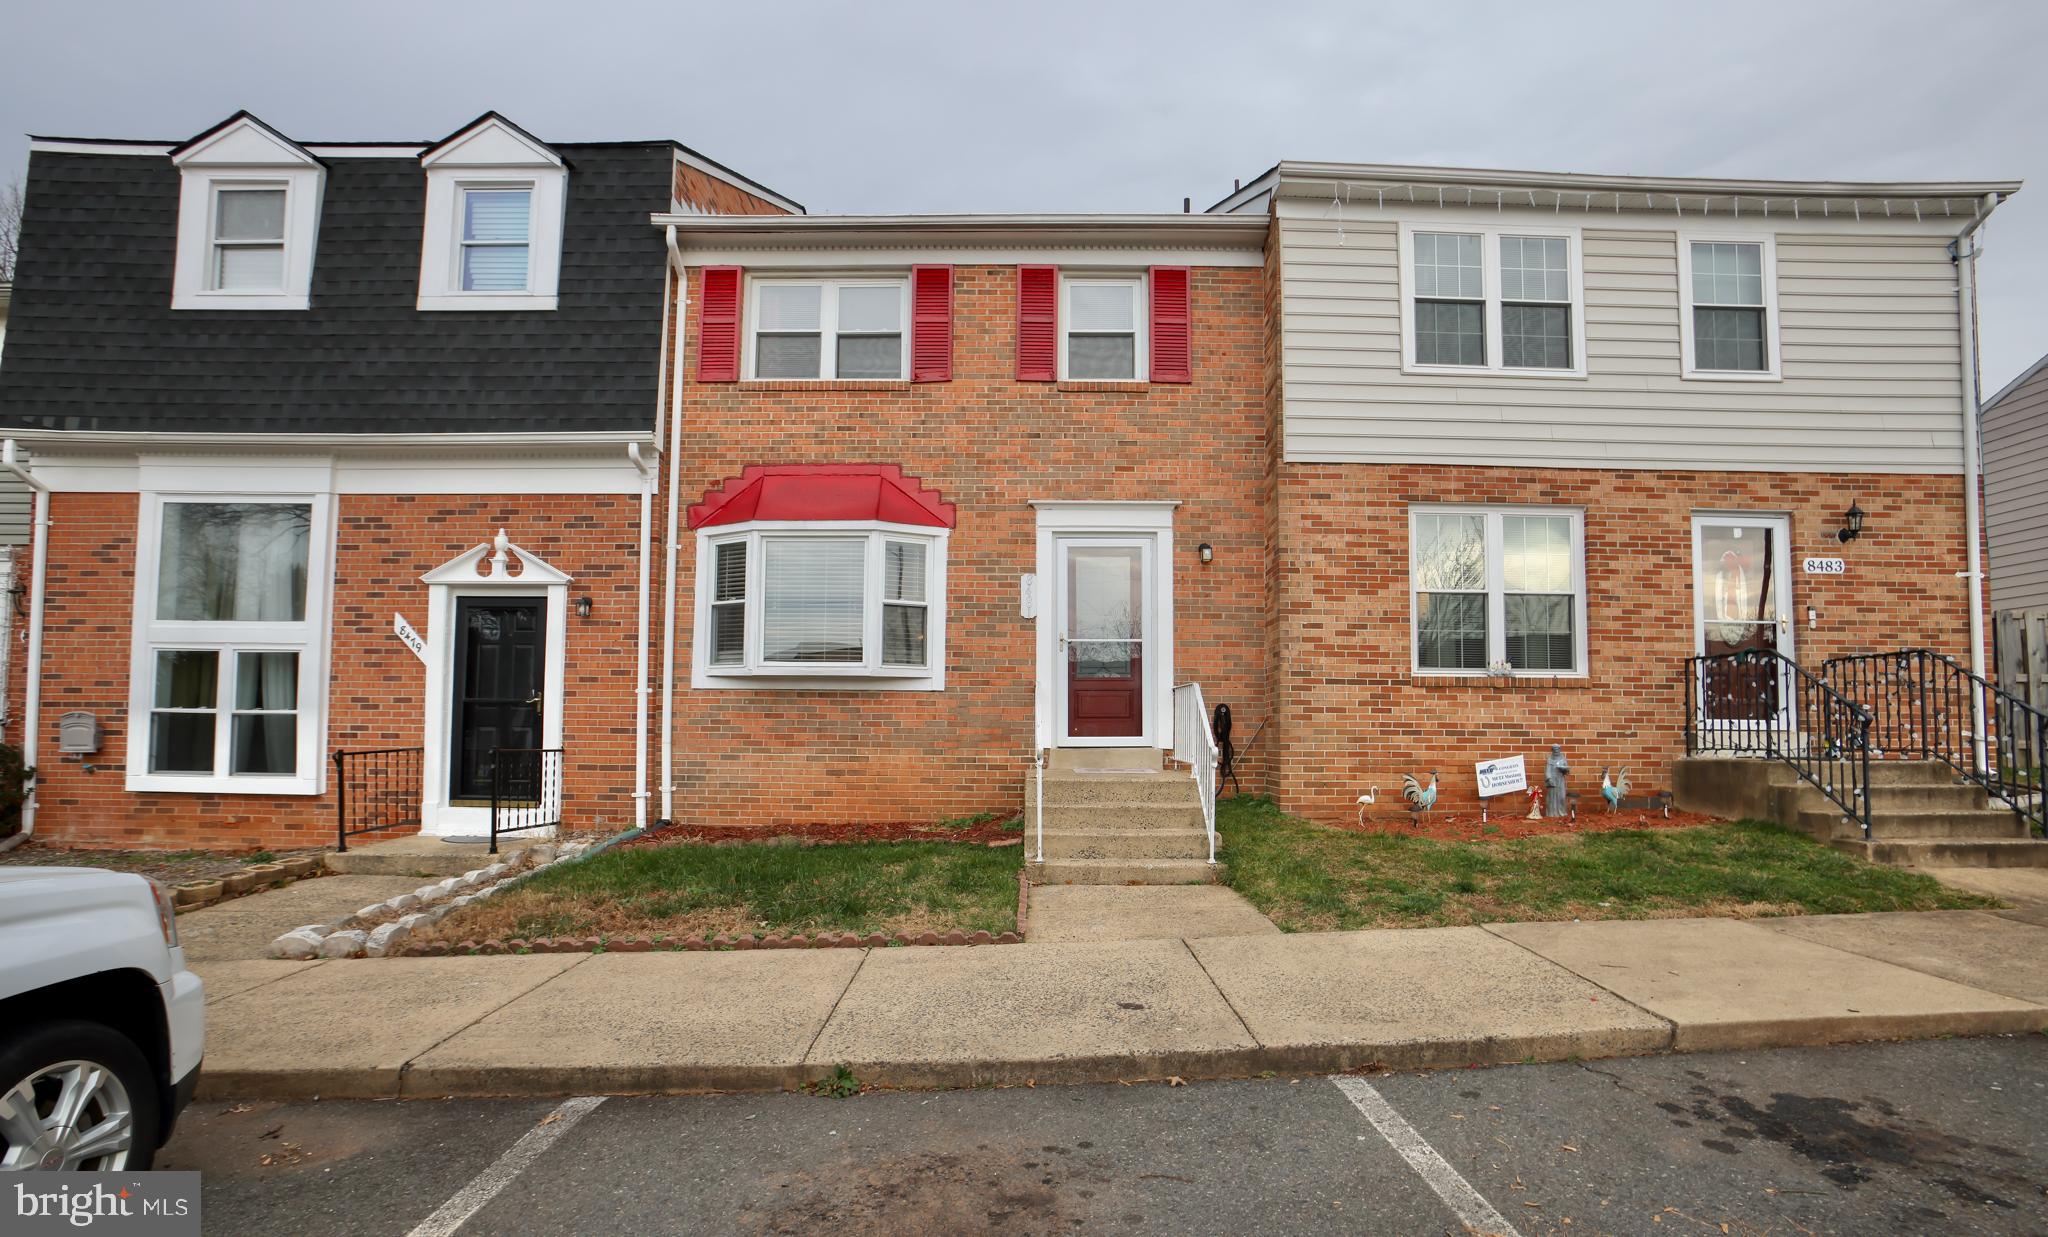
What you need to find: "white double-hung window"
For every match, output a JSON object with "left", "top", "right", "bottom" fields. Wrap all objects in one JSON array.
[
  {"left": 749, "top": 279, "right": 908, "bottom": 380},
  {"left": 1678, "top": 235, "right": 1780, "bottom": 379},
  {"left": 129, "top": 496, "right": 331, "bottom": 793},
  {"left": 1411, "top": 506, "right": 1586, "bottom": 676},
  {"left": 209, "top": 185, "right": 290, "bottom": 292},
  {"left": 457, "top": 187, "right": 533, "bottom": 292},
  {"left": 695, "top": 525, "right": 946, "bottom": 689},
  {"left": 1061, "top": 276, "right": 1145, "bottom": 380},
  {"left": 1399, "top": 223, "right": 1585, "bottom": 377}
]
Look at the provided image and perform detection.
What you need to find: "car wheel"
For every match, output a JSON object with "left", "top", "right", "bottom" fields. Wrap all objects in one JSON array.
[{"left": 0, "top": 1020, "right": 162, "bottom": 1172}]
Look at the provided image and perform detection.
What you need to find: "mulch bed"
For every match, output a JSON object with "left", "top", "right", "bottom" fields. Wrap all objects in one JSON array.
[
  {"left": 623, "top": 817, "right": 1024, "bottom": 848},
  {"left": 0, "top": 840, "right": 326, "bottom": 884},
  {"left": 1335, "top": 805, "right": 1720, "bottom": 842}
]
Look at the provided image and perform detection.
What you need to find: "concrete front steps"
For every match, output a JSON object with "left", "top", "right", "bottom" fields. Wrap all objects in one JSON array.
[
  {"left": 325, "top": 833, "right": 550, "bottom": 878},
  {"left": 1675, "top": 756, "right": 2048, "bottom": 869},
  {"left": 1025, "top": 748, "right": 1216, "bottom": 885}
]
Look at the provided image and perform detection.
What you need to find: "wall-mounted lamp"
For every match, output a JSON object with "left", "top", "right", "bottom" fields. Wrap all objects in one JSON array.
[
  {"left": 574, "top": 595, "right": 593, "bottom": 619},
  {"left": 1836, "top": 500, "right": 1866, "bottom": 544},
  {"left": 1197, "top": 542, "right": 1214, "bottom": 565}
]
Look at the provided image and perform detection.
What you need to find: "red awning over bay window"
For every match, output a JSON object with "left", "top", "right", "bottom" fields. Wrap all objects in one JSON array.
[{"left": 686, "top": 464, "right": 957, "bottom": 530}]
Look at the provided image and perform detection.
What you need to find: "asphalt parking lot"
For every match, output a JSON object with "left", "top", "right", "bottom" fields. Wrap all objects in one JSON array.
[{"left": 161, "top": 1035, "right": 2048, "bottom": 1236}]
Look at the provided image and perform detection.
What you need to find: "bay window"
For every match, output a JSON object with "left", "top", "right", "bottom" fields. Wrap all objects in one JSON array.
[
  {"left": 694, "top": 525, "right": 946, "bottom": 688},
  {"left": 1400, "top": 223, "right": 1585, "bottom": 377},
  {"left": 130, "top": 496, "right": 328, "bottom": 792},
  {"left": 1412, "top": 506, "right": 1586, "bottom": 676}
]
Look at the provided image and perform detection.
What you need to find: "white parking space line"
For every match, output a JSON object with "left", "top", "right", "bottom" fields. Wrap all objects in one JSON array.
[
  {"left": 1332, "top": 1076, "right": 1524, "bottom": 1237},
  {"left": 406, "top": 1096, "right": 608, "bottom": 1237}
]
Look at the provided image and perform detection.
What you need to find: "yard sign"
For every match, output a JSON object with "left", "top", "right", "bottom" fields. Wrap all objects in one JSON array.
[{"left": 1474, "top": 755, "right": 1528, "bottom": 798}]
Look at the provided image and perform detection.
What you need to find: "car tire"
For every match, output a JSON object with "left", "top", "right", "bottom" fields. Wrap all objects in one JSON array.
[{"left": 0, "top": 1020, "right": 163, "bottom": 1172}]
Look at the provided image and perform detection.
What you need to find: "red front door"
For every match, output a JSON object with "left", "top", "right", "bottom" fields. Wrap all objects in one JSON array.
[{"left": 1062, "top": 542, "right": 1146, "bottom": 739}]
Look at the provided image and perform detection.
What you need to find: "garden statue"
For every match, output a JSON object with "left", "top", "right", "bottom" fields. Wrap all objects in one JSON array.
[{"left": 1544, "top": 744, "right": 1570, "bottom": 818}]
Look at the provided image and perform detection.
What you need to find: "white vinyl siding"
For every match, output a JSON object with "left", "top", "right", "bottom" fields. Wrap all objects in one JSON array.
[
  {"left": 1276, "top": 204, "right": 1970, "bottom": 472},
  {"left": 1984, "top": 359, "right": 2048, "bottom": 613}
]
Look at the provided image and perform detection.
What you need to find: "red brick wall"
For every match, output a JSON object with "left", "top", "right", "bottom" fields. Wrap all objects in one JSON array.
[
  {"left": 670, "top": 262, "right": 1270, "bottom": 825},
  {"left": 25, "top": 491, "right": 647, "bottom": 851},
  {"left": 1267, "top": 463, "right": 1979, "bottom": 824}
]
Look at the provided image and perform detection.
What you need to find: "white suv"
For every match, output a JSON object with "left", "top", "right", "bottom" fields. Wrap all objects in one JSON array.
[{"left": 0, "top": 868, "right": 205, "bottom": 1171}]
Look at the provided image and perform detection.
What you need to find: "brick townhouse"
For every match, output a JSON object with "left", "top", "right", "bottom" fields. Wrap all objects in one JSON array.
[
  {"left": 0, "top": 111, "right": 797, "bottom": 849},
  {"left": 0, "top": 114, "right": 2028, "bottom": 863}
]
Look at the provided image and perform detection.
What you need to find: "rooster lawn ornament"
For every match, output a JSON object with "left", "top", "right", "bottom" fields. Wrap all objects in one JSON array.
[
  {"left": 1402, "top": 771, "right": 1439, "bottom": 825},
  {"left": 1602, "top": 766, "right": 1631, "bottom": 813}
]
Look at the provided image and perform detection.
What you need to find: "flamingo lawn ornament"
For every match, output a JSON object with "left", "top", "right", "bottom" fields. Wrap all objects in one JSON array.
[
  {"left": 1356, "top": 787, "right": 1378, "bottom": 827},
  {"left": 1402, "top": 772, "right": 1439, "bottom": 824},
  {"left": 1602, "top": 766, "right": 1631, "bottom": 812}
]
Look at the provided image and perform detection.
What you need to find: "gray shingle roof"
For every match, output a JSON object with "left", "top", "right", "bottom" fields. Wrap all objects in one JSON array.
[{"left": 0, "top": 144, "right": 674, "bottom": 435}]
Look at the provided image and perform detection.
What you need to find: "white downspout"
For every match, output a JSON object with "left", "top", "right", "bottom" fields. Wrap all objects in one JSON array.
[
  {"left": 660, "top": 225, "right": 688, "bottom": 822},
  {"left": 628, "top": 443, "right": 654, "bottom": 831},
  {"left": 1952, "top": 192, "right": 2001, "bottom": 775},
  {"left": 1, "top": 440, "right": 49, "bottom": 848}
]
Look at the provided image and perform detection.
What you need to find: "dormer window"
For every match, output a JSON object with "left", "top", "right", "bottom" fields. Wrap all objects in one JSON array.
[
  {"left": 210, "top": 186, "right": 288, "bottom": 291},
  {"left": 459, "top": 186, "right": 533, "bottom": 292},
  {"left": 417, "top": 114, "right": 566, "bottom": 311},
  {"left": 169, "top": 113, "right": 324, "bottom": 311}
]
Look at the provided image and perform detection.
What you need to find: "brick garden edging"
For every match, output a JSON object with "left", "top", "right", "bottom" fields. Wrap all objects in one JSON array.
[
  {"left": 171, "top": 855, "right": 324, "bottom": 912},
  {"left": 410, "top": 927, "right": 1026, "bottom": 955}
]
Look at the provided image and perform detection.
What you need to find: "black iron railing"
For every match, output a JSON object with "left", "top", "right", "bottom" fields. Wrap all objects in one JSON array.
[
  {"left": 332, "top": 746, "right": 424, "bottom": 852},
  {"left": 1820, "top": 649, "right": 2046, "bottom": 838},
  {"left": 1685, "top": 649, "right": 1873, "bottom": 838},
  {"left": 490, "top": 746, "right": 564, "bottom": 855}
]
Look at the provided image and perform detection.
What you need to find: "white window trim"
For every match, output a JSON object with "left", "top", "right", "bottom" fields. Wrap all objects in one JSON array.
[
  {"left": 743, "top": 277, "right": 910, "bottom": 381},
  {"left": 1396, "top": 221, "right": 1588, "bottom": 379},
  {"left": 1058, "top": 274, "right": 1148, "bottom": 382},
  {"left": 417, "top": 170, "right": 565, "bottom": 311},
  {"left": 692, "top": 520, "right": 947, "bottom": 690},
  {"left": 171, "top": 170, "right": 323, "bottom": 311},
  {"left": 1677, "top": 232, "right": 1782, "bottom": 381},
  {"left": 1409, "top": 504, "right": 1588, "bottom": 679},
  {"left": 126, "top": 491, "right": 336, "bottom": 794}
]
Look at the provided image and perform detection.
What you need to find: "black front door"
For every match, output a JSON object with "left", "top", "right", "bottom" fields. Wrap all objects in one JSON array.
[{"left": 451, "top": 597, "right": 545, "bottom": 800}]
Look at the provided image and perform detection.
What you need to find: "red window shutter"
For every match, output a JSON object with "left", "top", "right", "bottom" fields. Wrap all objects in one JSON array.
[
  {"left": 697, "top": 266, "right": 742, "bottom": 382},
  {"left": 911, "top": 264, "right": 954, "bottom": 382},
  {"left": 1149, "top": 266, "right": 1192, "bottom": 383},
  {"left": 1016, "top": 264, "right": 1058, "bottom": 382}
]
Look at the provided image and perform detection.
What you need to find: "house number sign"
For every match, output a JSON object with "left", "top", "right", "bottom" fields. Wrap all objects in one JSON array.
[
  {"left": 1802, "top": 557, "right": 1847, "bottom": 575},
  {"left": 393, "top": 614, "right": 428, "bottom": 663}
]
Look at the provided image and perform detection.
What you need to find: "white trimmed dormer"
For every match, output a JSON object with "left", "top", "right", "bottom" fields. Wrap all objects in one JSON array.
[
  {"left": 416, "top": 113, "right": 568, "bottom": 312},
  {"left": 169, "top": 112, "right": 325, "bottom": 311}
]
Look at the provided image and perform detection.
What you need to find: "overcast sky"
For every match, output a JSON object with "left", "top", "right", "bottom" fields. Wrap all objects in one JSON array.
[{"left": 5, "top": 0, "right": 2045, "bottom": 391}]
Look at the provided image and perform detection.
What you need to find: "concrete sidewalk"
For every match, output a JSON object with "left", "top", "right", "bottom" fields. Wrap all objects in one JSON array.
[{"left": 190, "top": 910, "right": 2048, "bottom": 1100}]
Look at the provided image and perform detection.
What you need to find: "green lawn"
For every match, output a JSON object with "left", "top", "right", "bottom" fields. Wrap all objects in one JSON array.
[
  {"left": 415, "top": 838, "right": 1021, "bottom": 944},
  {"left": 1217, "top": 796, "right": 2000, "bottom": 932}
]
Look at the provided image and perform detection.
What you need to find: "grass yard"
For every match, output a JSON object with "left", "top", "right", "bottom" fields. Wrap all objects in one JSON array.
[
  {"left": 1218, "top": 796, "right": 2000, "bottom": 932},
  {"left": 411, "top": 837, "right": 1021, "bottom": 945}
]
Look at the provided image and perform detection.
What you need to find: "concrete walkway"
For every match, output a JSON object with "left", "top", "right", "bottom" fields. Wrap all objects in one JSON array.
[
  {"left": 188, "top": 909, "right": 2048, "bottom": 1100},
  {"left": 176, "top": 874, "right": 430, "bottom": 963},
  {"left": 1027, "top": 884, "right": 1280, "bottom": 942}
]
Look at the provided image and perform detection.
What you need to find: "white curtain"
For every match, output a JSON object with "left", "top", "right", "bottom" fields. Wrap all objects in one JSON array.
[{"left": 157, "top": 503, "right": 310, "bottom": 622}]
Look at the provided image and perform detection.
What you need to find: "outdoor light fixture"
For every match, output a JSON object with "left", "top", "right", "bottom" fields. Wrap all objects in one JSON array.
[
  {"left": 1198, "top": 542, "right": 1214, "bottom": 564},
  {"left": 1837, "top": 500, "right": 1866, "bottom": 544},
  {"left": 575, "top": 595, "right": 593, "bottom": 618}
]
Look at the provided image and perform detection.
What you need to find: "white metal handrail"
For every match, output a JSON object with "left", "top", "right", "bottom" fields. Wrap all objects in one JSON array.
[
  {"left": 1033, "top": 748, "right": 1046, "bottom": 863},
  {"left": 1172, "top": 682, "right": 1219, "bottom": 863}
]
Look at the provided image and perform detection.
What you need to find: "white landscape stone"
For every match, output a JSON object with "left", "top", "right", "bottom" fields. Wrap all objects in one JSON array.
[
  {"left": 318, "top": 929, "right": 369, "bottom": 959},
  {"left": 269, "top": 928, "right": 327, "bottom": 960},
  {"left": 364, "top": 921, "right": 412, "bottom": 957},
  {"left": 387, "top": 893, "right": 422, "bottom": 911}
]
